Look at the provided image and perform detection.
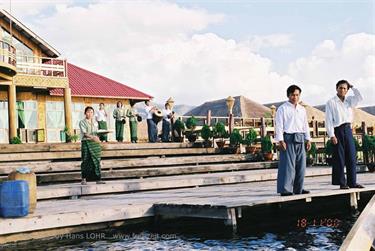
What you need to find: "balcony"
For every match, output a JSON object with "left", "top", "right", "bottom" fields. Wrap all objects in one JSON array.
[
  {"left": 14, "top": 55, "right": 68, "bottom": 88},
  {"left": 0, "top": 40, "right": 17, "bottom": 80},
  {"left": 0, "top": 40, "right": 68, "bottom": 88}
]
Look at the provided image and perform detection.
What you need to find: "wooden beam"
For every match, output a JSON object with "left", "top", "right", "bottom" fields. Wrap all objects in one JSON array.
[
  {"left": 8, "top": 83, "right": 16, "bottom": 141},
  {"left": 33, "top": 162, "right": 278, "bottom": 183},
  {"left": 0, "top": 147, "right": 218, "bottom": 162},
  {"left": 0, "top": 154, "right": 261, "bottom": 174},
  {"left": 340, "top": 194, "right": 375, "bottom": 251},
  {"left": 36, "top": 167, "right": 332, "bottom": 200},
  {"left": 63, "top": 87, "right": 73, "bottom": 134}
]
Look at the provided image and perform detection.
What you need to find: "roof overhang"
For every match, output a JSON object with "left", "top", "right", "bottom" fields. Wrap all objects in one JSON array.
[{"left": 0, "top": 9, "right": 60, "bottom": 57}]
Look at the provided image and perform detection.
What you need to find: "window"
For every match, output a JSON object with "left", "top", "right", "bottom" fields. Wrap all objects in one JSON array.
[
  {"left": 46, "top": 101, "right": 65, "bottom": 142},
  {"left": 17, "top": 101, "right": 37, "bottom": 129},
  {"left": 1, "top": 28, "right": 33, "bottom": 57},
  {"left": 72, "top": 103, "right": 85, "bottom": 129}
]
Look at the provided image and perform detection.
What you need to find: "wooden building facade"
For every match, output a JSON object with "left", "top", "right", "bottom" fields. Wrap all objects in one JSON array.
[{"left": 0, "top": 9, "right": 152, "bottom": 143}]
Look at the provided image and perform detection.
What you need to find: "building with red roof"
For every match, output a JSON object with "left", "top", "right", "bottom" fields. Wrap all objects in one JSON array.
[{"left": 0, "top": 9, "right": 152, "bottom": 143}]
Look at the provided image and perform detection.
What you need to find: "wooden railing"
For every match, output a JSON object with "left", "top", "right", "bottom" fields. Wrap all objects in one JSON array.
[
  {"left": 0, "top": 40, "right": 16, "bottom": 67},
  {"left": 16, "top": 55, "right": 67, "bottom": 78}
]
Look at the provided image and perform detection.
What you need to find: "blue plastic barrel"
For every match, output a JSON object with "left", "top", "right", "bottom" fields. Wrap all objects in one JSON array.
[{"left": 0, "top": 180, "right": 29, "bottom": 218}]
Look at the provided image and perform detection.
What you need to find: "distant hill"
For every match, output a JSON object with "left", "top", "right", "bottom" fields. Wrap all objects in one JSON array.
[
  {"left": 185, "top": 95, "right": 270, "bottom": 117},
  {"left": 264, "top": 101, "right": 325, "bottom": 120},
  {"left": 173, "top": 104, "right": 196, "bottom": 116},
  {"left": 360, "top": 106, "right": 375, "bottom": 116},
  {"left": 134, "top": 102, "right": 195, "bottom": 118}
]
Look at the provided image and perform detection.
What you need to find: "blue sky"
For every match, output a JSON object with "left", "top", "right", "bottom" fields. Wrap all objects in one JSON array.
[
  {"left": 3, "top": 0, "right": 374, "bottom": 106},
  {"left": 176, "top": 0, "right": 374, "bottom": 71}
]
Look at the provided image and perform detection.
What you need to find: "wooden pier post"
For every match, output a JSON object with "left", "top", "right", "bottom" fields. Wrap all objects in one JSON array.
[
  {"left": 260, "top": 117, "right": 266, "bottom": 137},
  {"left": 206, "top": 110, "right": 211, "bottom": 126}
]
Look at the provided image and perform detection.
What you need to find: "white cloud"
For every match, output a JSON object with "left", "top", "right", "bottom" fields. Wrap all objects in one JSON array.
[
  {"left": 288, "top": 33, "right": 375, "bottom": 106},
  {"left": 17, "top": 0, "right": 291, "bottom": 105},
  {"left": 242, "top": 33, "right": 294, "bottom": 52},
  {"left": 6, "top": 1, "right": 374, "bottom": 108}
]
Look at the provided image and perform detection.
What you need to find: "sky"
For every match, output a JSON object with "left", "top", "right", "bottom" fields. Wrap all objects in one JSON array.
[{"left": 1, "top": 0, "right": 374, "bottom": 106}]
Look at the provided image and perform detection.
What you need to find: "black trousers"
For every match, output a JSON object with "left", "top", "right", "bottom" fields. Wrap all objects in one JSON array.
[{"left": 332, "top": 123, "right": 357, "bottom": 187}]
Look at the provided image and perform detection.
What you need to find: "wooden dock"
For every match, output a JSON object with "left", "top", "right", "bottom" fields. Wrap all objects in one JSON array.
[
  {"left": 0, "top": 170, "right": 374, "bottom": 244},
  {"left": 0, "top": 142, "right": 374, "bottom": 248}
]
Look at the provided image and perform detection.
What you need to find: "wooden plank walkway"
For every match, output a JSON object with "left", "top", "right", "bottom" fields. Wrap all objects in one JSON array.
[
  {"left": 0, "top": 147, "right": 218, "bottom": 162},
  {"left": 0, "top": 154, "right": 256, "bottom": 175},
  {"left": 0, "top": 172, "right": 373, "bottom": 244},
  {"left": 37, "top": 167, "right": 330, "bottom": 200}
]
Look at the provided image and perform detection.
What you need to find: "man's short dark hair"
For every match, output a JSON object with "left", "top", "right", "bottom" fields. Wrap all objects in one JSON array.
[
  {"left": 287, "top": 85, "right": 302, "bottom": 97},
  {"left": 336, "top": 80, "right": 350, "bottom": 89}
]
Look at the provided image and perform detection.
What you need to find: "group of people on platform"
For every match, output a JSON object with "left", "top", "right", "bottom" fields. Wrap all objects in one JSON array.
[
  {"left": 79, "top": 80, "right": 366, "bottom": 195},
  {"left": 275, "top": 80, "right": 364, "bottom": 197},
  {"left": 78, "top": 99, "right": 175, "bottom": 185}
]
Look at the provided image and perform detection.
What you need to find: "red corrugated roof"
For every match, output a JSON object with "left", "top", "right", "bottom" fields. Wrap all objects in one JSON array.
[{"left": 50, "top": 63, "right": 153, "bottom": 100}]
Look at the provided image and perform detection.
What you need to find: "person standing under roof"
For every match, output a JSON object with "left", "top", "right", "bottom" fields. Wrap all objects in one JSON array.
[
  {"left": 325, "top": 80, "right": 365, "bottom": 189},
  {"left": 126, "top": 101, "right": 139, "bottom": 143},
  {"left": 95, "top": 103, "right": 108, "bottom": 142},
  {"left": 113, "top": 101, "right": 126, "bottom": 142},
  {"left": 275, "top": 85, "right": 311, "bottom": 196}
]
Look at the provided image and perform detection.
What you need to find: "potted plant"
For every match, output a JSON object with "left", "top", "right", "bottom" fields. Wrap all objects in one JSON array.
[
  {"left": 363, "top": 134, "right": 375, "bottom": 172},
  {"left": 243, "top": 128, "right": 257, "bottom": 154},
  {"left": 261, "top": 135, "right": 273, "bottom": 161},
  {"left": 10, "top": 136, "right": 22, "bottom": 144},
  {"left": 306, "top": 142, "right": 317, "bottom": 167},
  {"left": 185, "top": 116, "right": 198, "bottom": 143},
  {"left": 201, "top": 124, "right": 213, "bottom": 148},
  {"left": 325, "top": 139, "right": 334, "bottom": 166},
  {"left": 213, "top": 122, "right": 227, "bottom": 148},
  {"left": 172, "top": 118, "right": 185, "bottom": 142},
  {"left": 229, "top": 129, "right": 243, "bottom": 154}
]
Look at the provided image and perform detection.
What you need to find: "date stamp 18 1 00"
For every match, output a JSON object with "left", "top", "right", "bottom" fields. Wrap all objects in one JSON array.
[{"left": 296, "top": 218, "right": 341, "bottom": 228}]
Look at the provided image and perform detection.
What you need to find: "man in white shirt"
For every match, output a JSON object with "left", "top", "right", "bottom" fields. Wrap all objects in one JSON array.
[
  {"left": 161, "top": 103, "right": 173, "bottom": 142},
  {"left": 145, "top": 100, "right": 157, "bottom": 143},
  {"left": 275, "top": 85, "right": 311, "bottom": 196},
  {"left": 325, "top": 80, "right": 364, "bottom": 189}
]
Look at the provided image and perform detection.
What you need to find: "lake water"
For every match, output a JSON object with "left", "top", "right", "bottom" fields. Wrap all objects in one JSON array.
[{"left": 4, "top": 210, "right": 359, "bottom": 251}]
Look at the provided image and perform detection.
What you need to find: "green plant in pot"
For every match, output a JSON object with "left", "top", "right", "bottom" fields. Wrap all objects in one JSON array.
[
  {"left": 363, "top": 134, "right": 375, "bottom": 172},
  {"left": 213, "top": 122, "right": 227, "bottom": 148},
  {"left": 63, "top": 126, "right": 72, "bottom": 143},
  {"left": 261, "top": 135, "right": 273, "bottom": 161},
  {"left": 229, "top": 129, "right": 243, "bottom": 154},
  {"left": 201, "top": 124, "right": 213, "bottom": 148},
  {"left": 243, "top": 128, "right": 257, "bottom": 154},
  {"left": 325, "top": 139, "right": 334, "bottom": 166},
  {"left": 306, "top": 142, "right": 317, "bottom": 167},
  {"left": 185, "top": 116, "right": 198, "bottom": 143},
  {"left": 10, "top": 136, "right": 22, "bottom": 144},
  {"left": 172, "top": 118, "right": 185, "bottom": 142}
]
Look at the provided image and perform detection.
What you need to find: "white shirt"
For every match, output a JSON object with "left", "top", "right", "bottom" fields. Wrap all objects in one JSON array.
[
  {"left": 95, "top": 109, "right": 107, "bottom": 122},
  {"left": 145, "top": 105, "right": 153, "bottom": 119},
  {"left": 325, "top": 88, "right": 363, "bottom": 138},
  {"left": 275, "top": 101, "right": 311, "bottom": 142},
  {"left": 163, "top": 108, "right": 172, "bottom": 122}
]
